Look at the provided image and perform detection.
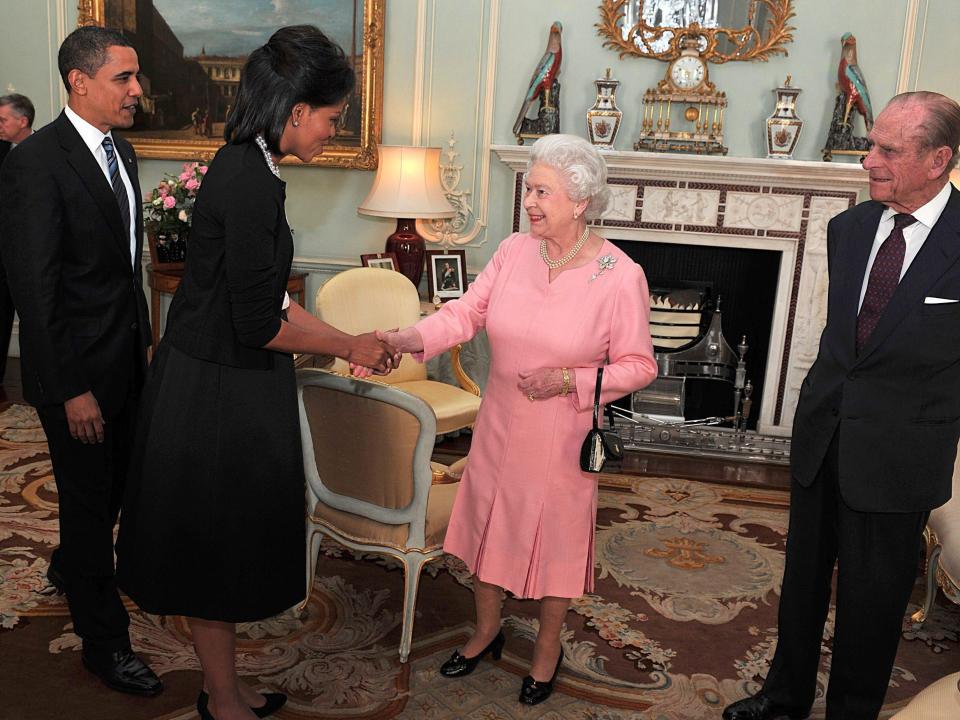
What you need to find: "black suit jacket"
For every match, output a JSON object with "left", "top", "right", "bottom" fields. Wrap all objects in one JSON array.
[
  {"left": 0, "top": 141, "right": 10, "bottom": 168},
  {"left": 162, "top": 141, "right": 292, "bottom": 370},
  {"left": 792, "top": 186, "right": 960, "bottom": 512},
  {"left": 0, "top": 112, "right": 150, "bottom": 416}
]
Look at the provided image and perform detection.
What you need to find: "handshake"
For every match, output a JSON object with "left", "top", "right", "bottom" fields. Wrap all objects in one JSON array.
[{"left": 347, "top": 327, "right": 425, "bottom": 378}]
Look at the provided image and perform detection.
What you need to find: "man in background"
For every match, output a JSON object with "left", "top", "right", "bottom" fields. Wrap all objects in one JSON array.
[{"left": 0, "top": 93, "right": 35, "bottom": 385}]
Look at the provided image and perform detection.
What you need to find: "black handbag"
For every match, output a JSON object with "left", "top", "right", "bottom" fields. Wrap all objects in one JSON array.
[{"left": 579, "top": 367, "right": 623, "bottom": 473}]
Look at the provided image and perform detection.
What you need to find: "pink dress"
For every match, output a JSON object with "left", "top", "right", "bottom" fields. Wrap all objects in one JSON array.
[{"left": 415, "top": 233, "right": 657, "bottom": 599}]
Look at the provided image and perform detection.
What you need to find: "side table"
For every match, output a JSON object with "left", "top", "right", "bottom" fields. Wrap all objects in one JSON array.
[{"left": 146, "top": 265, "right": 307, "bottom": 351}]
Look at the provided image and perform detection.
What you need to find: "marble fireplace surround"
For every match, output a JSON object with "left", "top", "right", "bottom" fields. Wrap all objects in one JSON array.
[{"left": 492, "top": 146, "right": 869, "bottom": 436}]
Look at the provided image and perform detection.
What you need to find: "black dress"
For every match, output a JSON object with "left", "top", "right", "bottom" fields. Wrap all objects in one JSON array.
[{"left": 117, "top": 142, "right": 304, "bottom": 622}]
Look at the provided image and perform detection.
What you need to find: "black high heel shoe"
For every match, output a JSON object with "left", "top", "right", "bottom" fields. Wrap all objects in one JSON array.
[
  {"left": 518, "top": 647, "right": 564, "bottom": 706},
  {"left": 197, "top": 689, "right": 288, "bottom": 719},
  {"left": 439, "top": 631, "right": 505, "bottom": 678}
]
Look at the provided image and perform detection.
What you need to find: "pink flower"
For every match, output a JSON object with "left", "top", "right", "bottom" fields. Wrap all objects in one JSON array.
[
  {"left": 158, "top": 184, "right": 169, "bottom": 198},
  {"left": 179, "top": 171, "right": 193, "bottom": 183},
  {"left": 198, "top": 165, "right": 208, "bottom": 175},
  {"left": 163, "top": 196, "right": 176, "bottom": 210},
  {"left": 185, "top": 178, "right": 199, "bottom": 191}
]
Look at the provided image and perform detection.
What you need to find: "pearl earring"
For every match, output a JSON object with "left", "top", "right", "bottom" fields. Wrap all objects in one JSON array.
[{"left": 293, "top": 121, "right": 299, "bottom": 127}]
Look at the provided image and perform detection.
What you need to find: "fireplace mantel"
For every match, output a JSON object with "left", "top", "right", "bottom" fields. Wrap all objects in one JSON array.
[{"left": 492, "top": 145, "right": 870, "bottom": 436}]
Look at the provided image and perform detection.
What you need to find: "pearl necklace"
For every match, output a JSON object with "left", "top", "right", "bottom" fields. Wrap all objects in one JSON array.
[
  {"left": 540, "top": 226, "right": 590, "bottom": 269},
  {"left": 254, "top": 134, "right": 281, "bottom": 178}
]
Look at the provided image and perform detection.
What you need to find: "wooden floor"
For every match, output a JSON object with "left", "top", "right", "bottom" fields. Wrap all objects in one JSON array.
[{"left": 2, "top": 357, "right": 790, "bottom": 491}]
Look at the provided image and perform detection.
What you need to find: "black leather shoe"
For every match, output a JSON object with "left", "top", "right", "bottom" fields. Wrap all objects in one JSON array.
[
  {"left": 723, "top": 692, "right": 809, "bottom": 720},
  {"left": 198, "top": 689, "right": 287, "bottom": 718},
  {"left": 518, "top": 647, "right": 564, "bottom": 706},
  {"left": 81, "top": 648, "right": 162, "bottom": 696},
  {"left": 439, "top": 631, "right": 505, "bottom": 677}
]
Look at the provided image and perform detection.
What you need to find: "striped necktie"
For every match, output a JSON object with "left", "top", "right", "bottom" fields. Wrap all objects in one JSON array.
[
  {"left": 855, "top": 213, "right": 917, "bottom": 354},
  {"left": 101, "top": 136, "right": 132, "bottom": 248}
]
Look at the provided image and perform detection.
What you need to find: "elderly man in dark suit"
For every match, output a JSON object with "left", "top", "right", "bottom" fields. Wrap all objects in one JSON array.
[
  {"left": 0, "top": 27, "right": 160, "bottom": 695},
  {"left": 0, "top": 93, "right": 35, "bottom": 385},
  {"left": 725, "top": 91, "right": 960, "bottom": 720}
]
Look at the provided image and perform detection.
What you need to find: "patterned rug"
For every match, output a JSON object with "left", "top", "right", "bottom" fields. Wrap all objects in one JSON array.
[{"left": 1, "top": 403, "right": 958, "bottom": 719}]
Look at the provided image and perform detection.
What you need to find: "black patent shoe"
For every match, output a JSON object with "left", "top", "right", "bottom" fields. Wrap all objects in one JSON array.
[
  {"left": 198, "top": 689, "right": 287, "bottom": 718},
  {"left": 81, "top": 648, "right": 163, "bottom": 696},
  {"left": 439, "top": 631, "right": 505, "bottom": 677},
  {"left": 722, "top": 692, "right": 809, "bottom": 720},
  {"left": 518, "top": 647, "right": 564, "bottom": 706}
]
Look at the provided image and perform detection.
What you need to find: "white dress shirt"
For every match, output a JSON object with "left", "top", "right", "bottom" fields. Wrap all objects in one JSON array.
[
  {"left": 64, "top": 105, "right": 137, "bottom": 267},
  {"left": 857, "top": 180, "right": 953, "bottom": 311}
]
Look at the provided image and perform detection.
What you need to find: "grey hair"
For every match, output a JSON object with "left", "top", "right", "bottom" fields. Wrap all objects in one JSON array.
[
  {"left": 528, "top": 134, "right": 610, "bottom": 220},
  {"left": 0, "top": 93, "right": 35, "bottom": 127},
  {"left": 886, "top": 91, "right": 960, "bottom": 174}
]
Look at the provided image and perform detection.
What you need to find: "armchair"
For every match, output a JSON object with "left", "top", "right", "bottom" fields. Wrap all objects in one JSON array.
[
  {"left": 295, "top": 368, "right": 465, "bottom": 662},
  {"left": 912, "top": 443, "right": 960, "bottom": 625},
  {"left": 314, "top": 267, "right": 482, "bottom": 435}
]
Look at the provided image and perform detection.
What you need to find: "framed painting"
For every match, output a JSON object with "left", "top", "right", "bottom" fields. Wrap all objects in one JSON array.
[
  {"left": 426, "top": 249, "right": 468, "bottom": 303},
  {"left": 77, "top": 0, "right": 384, "bottom": 169},
  {"left": 360, "top": 252, "right": 398, "bottom": 270}
]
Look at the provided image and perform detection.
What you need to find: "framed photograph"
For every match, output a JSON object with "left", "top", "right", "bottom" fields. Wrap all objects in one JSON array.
[
  {"left": 426, "top": 249, "right": 468, "bottom": 303},
  {"left": 360, "top": 252, "right": 398, "bottom": 271},
  {"left": 78, "top": 0, "right": 384, "bottom": 169}
]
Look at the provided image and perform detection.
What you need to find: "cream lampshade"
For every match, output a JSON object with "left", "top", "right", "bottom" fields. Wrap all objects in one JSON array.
[{"left": 358, "top": 146, "right": 455, "bottom": 287}]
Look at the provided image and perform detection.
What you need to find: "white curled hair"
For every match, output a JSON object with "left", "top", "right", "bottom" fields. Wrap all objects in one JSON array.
[{"left": 528, "top": 134, "right": 610, "bottom": 220}]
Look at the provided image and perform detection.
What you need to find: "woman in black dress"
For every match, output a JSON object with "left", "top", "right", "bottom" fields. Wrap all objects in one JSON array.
[{"left": 117, "top": 26, "right": 396, "bottom": 720}]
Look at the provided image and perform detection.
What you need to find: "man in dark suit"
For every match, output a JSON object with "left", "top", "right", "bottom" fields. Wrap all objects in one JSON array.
[
  {"left": 725, "top": 91, "right": 960, "bottom": 720},
  {"left": 0, "top": 93, "right": 35, "bottom": 385},
  {"left": 0, "top": 27, "right": 160, "bottom": 695}
]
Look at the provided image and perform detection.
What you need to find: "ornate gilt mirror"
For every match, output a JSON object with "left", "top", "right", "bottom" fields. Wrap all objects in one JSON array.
[{"left": 597, "top": 0, "right": 795, "bottom": 62}]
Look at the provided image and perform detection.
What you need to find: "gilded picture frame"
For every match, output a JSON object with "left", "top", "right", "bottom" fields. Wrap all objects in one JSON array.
[{"left": 77, "top": 0, "right": 384, "bottom": 169}]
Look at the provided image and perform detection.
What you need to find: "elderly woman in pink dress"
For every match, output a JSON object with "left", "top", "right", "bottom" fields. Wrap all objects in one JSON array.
[{"left": 380, "top": 133, "right": 657, "bottom": 706}]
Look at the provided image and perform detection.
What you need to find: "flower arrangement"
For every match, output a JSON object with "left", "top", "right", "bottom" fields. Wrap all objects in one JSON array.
[{"left": 143, "top": 161, "right": 208, "bottom": 267}]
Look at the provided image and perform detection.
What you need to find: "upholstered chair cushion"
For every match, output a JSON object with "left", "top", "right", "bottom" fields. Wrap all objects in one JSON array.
[
  {"left": 315, "top": 267, "right": 482, "bottom": 434},
  {"left": 311, "top": 481, "right": 458, "bottom": 553},
  {"left": 891, "top": 672, "right": 960, "bottom": 719}
]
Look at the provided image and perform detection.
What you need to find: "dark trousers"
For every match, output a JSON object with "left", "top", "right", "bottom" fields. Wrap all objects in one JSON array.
[
  {"left": 0, "top": 265, "right": 14, "bottom": 383},
  {"left": 39, "top": 392, "right": 139, "bottom": 654},
  {"left": 763, "top": 432, "right": 928, "bottom": 720}
]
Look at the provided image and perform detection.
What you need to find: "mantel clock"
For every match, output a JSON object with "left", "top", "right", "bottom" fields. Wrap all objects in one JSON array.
[{"left": 635, "top": 36, "right": 727, "bottom": 155}]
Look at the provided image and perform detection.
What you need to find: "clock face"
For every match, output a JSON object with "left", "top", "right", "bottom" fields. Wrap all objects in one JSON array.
[{"left": 670, "top": 55, "right": 706, "bottom": 90}]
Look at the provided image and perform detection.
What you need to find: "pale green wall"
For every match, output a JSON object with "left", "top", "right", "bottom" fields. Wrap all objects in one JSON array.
[{"left": 1, "top": 0, "right": 957, "bottom": 284}]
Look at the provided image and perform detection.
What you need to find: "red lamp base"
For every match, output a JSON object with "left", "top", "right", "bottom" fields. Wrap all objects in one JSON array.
[{"left": 385, "top": 218, "right": 425, "bottom": 288}]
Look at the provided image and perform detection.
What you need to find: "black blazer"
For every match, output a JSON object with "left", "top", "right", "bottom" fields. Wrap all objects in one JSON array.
[
  {"left": 163, "top": 141, "right": 292, "bottom": 370},
  {"left": 0, "top": 141, "right": 10, "bottom": 168},
  {"left": 792, "top": 186, "right": 960, "bottom": 512},
  {"left": 0, "top": 112, "right": 150, "bottom": 416}
]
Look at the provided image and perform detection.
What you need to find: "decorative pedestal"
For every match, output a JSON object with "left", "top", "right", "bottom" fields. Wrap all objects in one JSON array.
[{"left": 765, "top": 76, "right": 803, "bottom": 160}]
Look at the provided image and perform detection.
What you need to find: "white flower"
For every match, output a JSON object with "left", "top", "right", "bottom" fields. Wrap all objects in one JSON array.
[{"left": 178, "top": 209, "right": 188, "bottom": 222}]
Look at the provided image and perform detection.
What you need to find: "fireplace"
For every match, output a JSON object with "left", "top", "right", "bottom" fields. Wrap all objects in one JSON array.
[
  {"left": 614, "top": 239, "right": 781, "bottom": 429},
  {"left": 493, "top": 146, "right": 868, "bottom": 435}
]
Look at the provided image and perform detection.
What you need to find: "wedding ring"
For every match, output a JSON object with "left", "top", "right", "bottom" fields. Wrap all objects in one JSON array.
[{"left": 528, "top": 393, "right": 535, "bottom": 402}]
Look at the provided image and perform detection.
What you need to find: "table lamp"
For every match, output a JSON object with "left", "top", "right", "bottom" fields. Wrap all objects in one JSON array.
[{"left": 357, "top": 146, "right": 455, "bottom": 287}]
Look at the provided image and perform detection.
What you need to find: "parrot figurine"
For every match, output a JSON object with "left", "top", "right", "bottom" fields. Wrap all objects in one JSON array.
[
  {"left": 838, "top": 32, "right": 874, "bottom": 131},
  {"left": 512, "top": 21, "right": 563, "bottom": 137}
]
